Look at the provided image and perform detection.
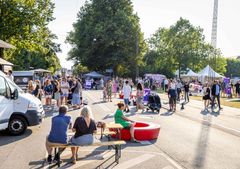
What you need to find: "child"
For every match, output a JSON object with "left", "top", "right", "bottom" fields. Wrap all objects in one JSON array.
[
  {"left": 103, "top": 87, "right": 107, "bottom": 102},
  {"left": 168, "top": 88, "right": 177, "bottom": 112}
]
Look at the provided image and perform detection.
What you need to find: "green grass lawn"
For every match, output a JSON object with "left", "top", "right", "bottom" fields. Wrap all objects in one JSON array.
[{"left": 190, "top": 96, "right": 240, "bottom": 109}]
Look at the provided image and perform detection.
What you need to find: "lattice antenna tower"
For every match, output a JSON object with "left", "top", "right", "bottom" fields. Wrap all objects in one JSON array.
[{"left": 211, "top": 0, "right": 218, "bottom": 48}]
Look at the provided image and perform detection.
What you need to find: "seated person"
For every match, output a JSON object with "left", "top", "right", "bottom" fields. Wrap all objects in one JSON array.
[
  {"left": 70, "top": 107, "right": 97, "bottom": 164},
  {"left": 45, "top": 105, "right": 72, "bottom": 164},
  {"left": 114, "top": 102, "right": 137, "bottom": 142}
]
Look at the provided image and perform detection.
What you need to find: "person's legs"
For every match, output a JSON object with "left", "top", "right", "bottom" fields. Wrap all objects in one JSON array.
[
  {"left": 45, "top": 138, "right": 53, "bottom": 163},
  {"left": 216, "top": 95, "right": 221, "bottom": 109},
  {"left": 211, "top": 95, "right": 216, "bottom": 109},
  {"left": 71, "top": 147, "right": 76, "bottom": 164},
  {"left": 186, "top": 92, "right": 189, "bottom": 102},
  {"left": 204, "top": 100, "right": 206, "bottom": 109},
  {"left": 130, "top": 123, "right": 136, "bottom": 141}
]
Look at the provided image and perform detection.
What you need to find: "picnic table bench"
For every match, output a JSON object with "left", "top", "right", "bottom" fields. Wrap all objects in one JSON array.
[{"left": 49, "top": 140, "right": 126, "bottom": 167}]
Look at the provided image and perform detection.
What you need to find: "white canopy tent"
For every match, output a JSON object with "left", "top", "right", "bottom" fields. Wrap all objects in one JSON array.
[
  {"left": 182, "top": 69, "right": 199, "bottom": 77},
  {"left": 84, "top": 71, "right": 104, "bottom": 78},
  {"left": 198, "top": 65, "right": 224, "bottom": 82}
]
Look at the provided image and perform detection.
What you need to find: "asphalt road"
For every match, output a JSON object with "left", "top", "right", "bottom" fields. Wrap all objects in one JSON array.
[{"left": 0, "top": 90, "right": 240, "bottom": 169}]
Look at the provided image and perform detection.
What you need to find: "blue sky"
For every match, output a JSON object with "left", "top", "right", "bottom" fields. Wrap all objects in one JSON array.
[{"left": 48, "top": 0, "right": 240, "bottom": 69}]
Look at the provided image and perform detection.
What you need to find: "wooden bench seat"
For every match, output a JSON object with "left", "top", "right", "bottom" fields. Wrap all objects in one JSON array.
[{"left": 49, "top": 140, "right": 126, "bottom": 167}]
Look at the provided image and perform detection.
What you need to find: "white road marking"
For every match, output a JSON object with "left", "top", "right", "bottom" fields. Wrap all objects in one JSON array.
[
  {"left": 138, "top": 115, "right": 153, "bottom": 119},
  {"left": 162, "top": 166, "right": 175, "bottom": 169},
  {"left": 113, "top": 154, "right": 155, "bottom": 169},
  {"left": 60, "top": 151, "right": 114, "bottom": 169},
  {"left": 159, "top": 153, "right": 183, "bottom": 169}
]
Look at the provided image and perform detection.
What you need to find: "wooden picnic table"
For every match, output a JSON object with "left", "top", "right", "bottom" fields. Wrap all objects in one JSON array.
[{"left": 106, "top": 123, "right": 123, "bottom": 139}]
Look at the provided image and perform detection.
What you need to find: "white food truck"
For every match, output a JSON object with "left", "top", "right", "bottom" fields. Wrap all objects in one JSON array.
[{"left": 0, "top": 71, "right": 44, "bottom": 135}]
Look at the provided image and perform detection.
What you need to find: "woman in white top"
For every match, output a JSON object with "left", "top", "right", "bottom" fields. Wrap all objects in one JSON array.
[{"left": 60, "top": 77, "right": 70, "bottom": 105}]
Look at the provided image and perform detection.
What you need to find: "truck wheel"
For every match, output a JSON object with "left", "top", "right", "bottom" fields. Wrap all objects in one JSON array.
[{"left": 8, "top": 116, "right": 27, "bottom": 136}]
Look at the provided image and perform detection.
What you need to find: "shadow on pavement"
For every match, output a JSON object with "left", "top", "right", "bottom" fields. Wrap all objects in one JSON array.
[
  {"left": 0, "top": 129, "right": 32, "bottom": 146},
  {"left": 193, "top": 114, "right": 212, "bottom": 168}
]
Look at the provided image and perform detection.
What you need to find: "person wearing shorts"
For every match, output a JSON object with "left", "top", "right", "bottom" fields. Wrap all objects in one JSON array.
[
  {"left": 123, "top": 80, "right": 131, "bottom": 112},
  {"left": 168, "top": 88, "right": 177, "bottom": 112},
  {"left": 114, "top": 103, "right": 137, "bottom": 142},
  {"left": 60, "top": 78, "right": 70, "bottom": 105}
]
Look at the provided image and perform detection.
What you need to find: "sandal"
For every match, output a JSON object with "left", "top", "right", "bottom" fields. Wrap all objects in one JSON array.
[{"left": 71, "top": 157, "right": 76, "bottom": 164}]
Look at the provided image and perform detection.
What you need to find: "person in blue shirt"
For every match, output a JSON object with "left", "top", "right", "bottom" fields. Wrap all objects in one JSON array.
[{"left": 45, "top": 105, "right": 72, "bottom": 164}]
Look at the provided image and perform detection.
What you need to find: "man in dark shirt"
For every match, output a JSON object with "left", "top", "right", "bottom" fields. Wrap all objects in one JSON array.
[
  {"left": 168, "top": 88, "right": 177, "bottom": 112},
  {"left": 235, "top": 81, "right": 240, "bottom": 98},
  {"left": 46, "top": 105, "right": 72, "bottom": 164},
  {"left": 183, "top": 82, "right": 190, "bottom": 102}
]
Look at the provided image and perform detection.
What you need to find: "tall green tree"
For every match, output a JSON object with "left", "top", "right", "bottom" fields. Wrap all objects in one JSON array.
[
  {"left": 145, "top": 18, "right": 226, "bottom": 77},
  {"left": 0, "top": 0, "right": 61, "bottom": 72},
  {"left": 225, "top": 58, "right": 240, "bottom": 77},
  {"left": 66, "top": 0, "right": 146, "bottom": 78}
]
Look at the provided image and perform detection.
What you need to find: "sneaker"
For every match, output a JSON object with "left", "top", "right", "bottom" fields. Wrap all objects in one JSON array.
[{"left": 47, "top": 155, "right": 52, "bottom": 164}]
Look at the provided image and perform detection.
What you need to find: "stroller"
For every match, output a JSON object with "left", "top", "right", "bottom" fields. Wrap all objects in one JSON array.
[{"left": 146, "top": 93, "right": 161, "bottom": 113}]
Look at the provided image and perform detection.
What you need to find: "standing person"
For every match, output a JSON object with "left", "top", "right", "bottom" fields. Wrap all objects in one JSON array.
[
  {"left": 33, "top": 80, "right": 42, "bottom": 100},
  {"left": 183, "top": 82, "right": 190, "bottom": 102},
  {"left": 102, "top": 86, "right": 107, "bottom": 102},
  {"left": 44, "top": 79, "right": 53, "bottom": 108},
  {"left": 164, "top": 78, "right": 169, "bottom": 92},
  {"left": 53, "top": 80, "right": 61, "bottom": 111},
  {"left": 202, "top": 83, "right": 211, "bottom": 111},
  {"left": 106, "top": 80, "right": 112, "bottom": 102},
  {"left": 123, "top": 80, "right": 131, "bottom": 112},
  {"left": 114, "top": 102, "right": 137, "bottom": 142},
  {"left": 70, "top": 107, "right": 97, "bottom": 164},
  {"left": 45, "top": 105, "right": 72, "bottom": 164},
  {"left": 168, "top": 80, "right": 177, "bottom": 112},
  {"left": 72, "top": 78, "right": 81, "bottom": 109},
  {"left": 136, "top": 83, "right": 144, "bottom": 112},
  {"left": 176, "top": 80, "right": 182, "bottom": 101},
  {"left": 100, "top": 78, "right": 104, "bottom": 89},
  {"left": 211, "top": 80, "right": 222, "bottom": 111},
  {"left": 60, "top": 77, "right": 70, "bottom": 105},
  {"left": 27, "top": 80, "right": 35, "bottom": 94},
  {"left": 112, "top": 79, "right": 118, "bottom": 98},
  {"left": 235, "top": 80, "right": 240, "bottom": 98}
]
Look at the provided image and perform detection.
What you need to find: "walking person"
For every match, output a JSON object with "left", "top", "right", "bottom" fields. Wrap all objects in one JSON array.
[
  {"left": 123, "top": 80, "right": 131, "bottom": 112},
  {"left": 235, "top": 80, "right": 240, "bottom": 98},
  {"left": 176, "top": 80, "right": 182, "bottom": 101},
  {"left": 60, "top": 77, "right": 70, "bottom": 105},
  {"left": 211, "top": 80, "right": 223, "bottom": 111},
  {"left": 53, "top": 80, "right": 61, "bottom": 111},
  {"left": 202, "top": 83, "right": 211, "bottom": 111},
  {"left": 44, "top": 79, "right": 53, "bottom": 108},
  {"left": 72, "top": 78, "right": 81, "bottom": 109},
  {"left": 106, "top": 80, "right": 112, "bottom": 102},
  {"left": 136, "top": 83, "right": 144, "bottom": 112},
  {"left": 168, "top": 80, "right": 177, "bottom": 112},
  {"left": 183, "top": 82, "right": 190, "bottom": 102}
]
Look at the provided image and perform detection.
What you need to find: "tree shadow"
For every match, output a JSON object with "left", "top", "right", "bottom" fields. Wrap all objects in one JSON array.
[
  {"left": 160, "top": 111, "right": 174, "bottom": 116},
  {"left": 0, "top": 129, "right": 32, "bottom": 146},
  {"left": 193, "top": 115, "right": 212, "bottom": 168}
]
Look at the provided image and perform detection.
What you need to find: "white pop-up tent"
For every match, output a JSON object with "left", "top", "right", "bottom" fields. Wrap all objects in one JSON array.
[
  {"left": 182, "top": 69, "right": 199, "bottom": 77},
  {"left": 198, "top": 65, "right": 224, "bottom": 82}
]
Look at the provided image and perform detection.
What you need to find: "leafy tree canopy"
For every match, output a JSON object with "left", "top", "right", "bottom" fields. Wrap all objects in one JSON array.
[
  {"left": 144, "top": 18, "right": 226, "bottom": 77},
  {"left": 0, "top": 0, "right": 61, "bottom": 72},
  {"left": 66, "top": 0, "right": 146, "bottom": 77}
]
